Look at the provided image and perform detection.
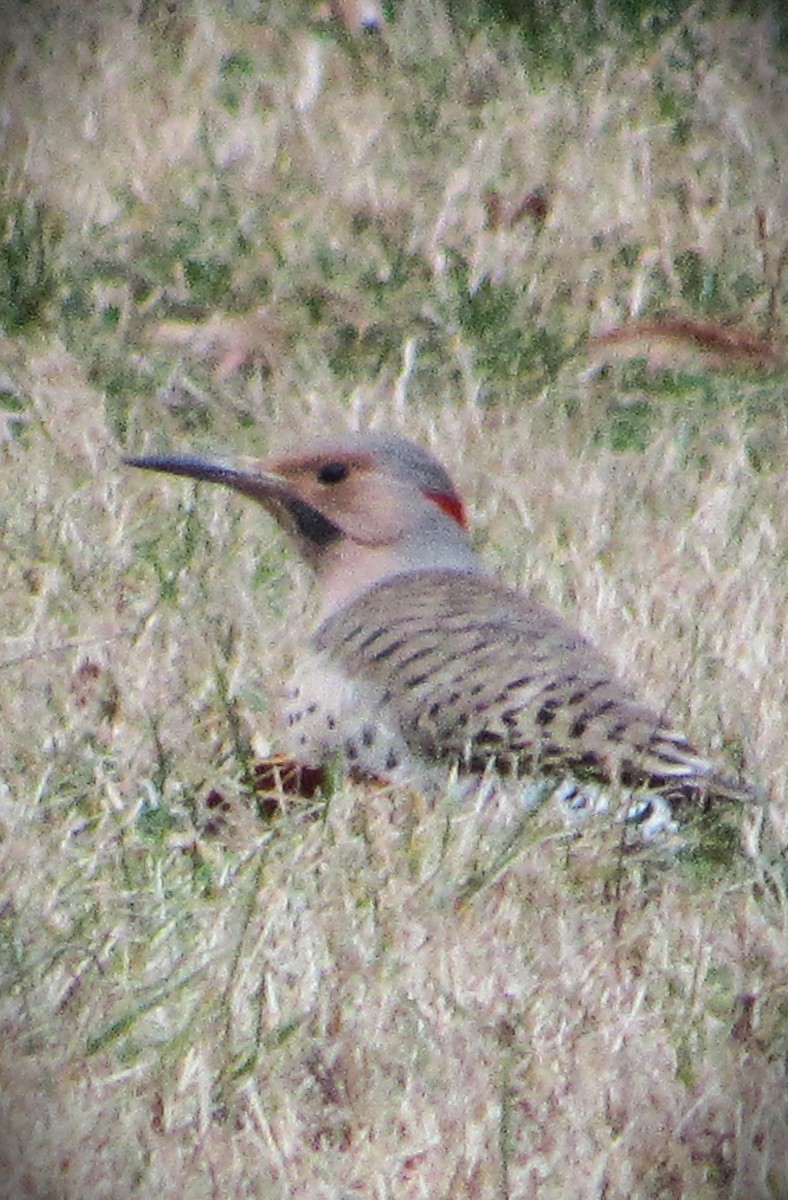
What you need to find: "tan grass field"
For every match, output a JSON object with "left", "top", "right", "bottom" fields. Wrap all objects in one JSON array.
[{"left": 0, "top": 2, "right": 787, "bottom": 1197}]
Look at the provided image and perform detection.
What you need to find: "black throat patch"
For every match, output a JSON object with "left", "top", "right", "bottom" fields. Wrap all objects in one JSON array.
[{"left": 285, "top": 497, "right": 342, "bottom": 547}]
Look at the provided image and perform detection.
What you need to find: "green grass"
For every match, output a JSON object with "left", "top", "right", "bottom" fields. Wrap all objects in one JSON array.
[{"left": 0, "top": 2, "right": 787, "bottom": 1197}]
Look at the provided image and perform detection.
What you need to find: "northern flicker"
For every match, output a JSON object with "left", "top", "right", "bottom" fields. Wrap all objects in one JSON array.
[{"left": 125, "top": 432, "right": 750, "bottom": 828}]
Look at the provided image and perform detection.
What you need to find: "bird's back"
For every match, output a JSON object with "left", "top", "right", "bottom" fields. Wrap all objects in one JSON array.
[{"left": 315, "top": 568, "right": 739, "bottom": 801}]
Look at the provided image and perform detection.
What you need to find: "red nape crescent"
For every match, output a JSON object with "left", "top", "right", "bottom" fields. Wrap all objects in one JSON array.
[{"left": 424, "top": 489, "right": 468, "bottom": 529}]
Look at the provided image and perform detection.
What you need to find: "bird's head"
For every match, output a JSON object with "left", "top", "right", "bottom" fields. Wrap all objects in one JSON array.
[{"left": 126, "top": 433, "right": 480, "bottom": 612}]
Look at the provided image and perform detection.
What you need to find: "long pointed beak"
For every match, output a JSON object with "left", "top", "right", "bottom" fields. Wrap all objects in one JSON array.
[
  {"left": 125, "top": 450, "right": 344, "bottom": 553},
  {"left": 123, "top": 453, "right": 289, "bottom": 503}
]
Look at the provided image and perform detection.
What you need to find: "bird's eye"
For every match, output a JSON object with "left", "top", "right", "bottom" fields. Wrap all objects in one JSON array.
[{"left": 317, "top": 461, "right": 349, "bottom": 485}]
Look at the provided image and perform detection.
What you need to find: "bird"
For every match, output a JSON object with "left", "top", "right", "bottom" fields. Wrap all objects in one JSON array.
[{"left": 125, "top": 431, "right": 750, "bottom": 831}]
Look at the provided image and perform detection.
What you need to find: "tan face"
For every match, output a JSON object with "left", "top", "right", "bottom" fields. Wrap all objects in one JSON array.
[{"left": 258, "top": 448, "right": 426, "bottom": 546}]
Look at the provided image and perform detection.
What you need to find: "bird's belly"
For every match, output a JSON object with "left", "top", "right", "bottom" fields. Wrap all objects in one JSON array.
[{"left": 280, "top": 653, "right": 414, "bottom": 781}]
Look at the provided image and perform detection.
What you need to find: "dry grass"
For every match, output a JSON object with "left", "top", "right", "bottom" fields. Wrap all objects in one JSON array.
[{"left": 1, "top": 2, "right": 787, "bottom": 1197}]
